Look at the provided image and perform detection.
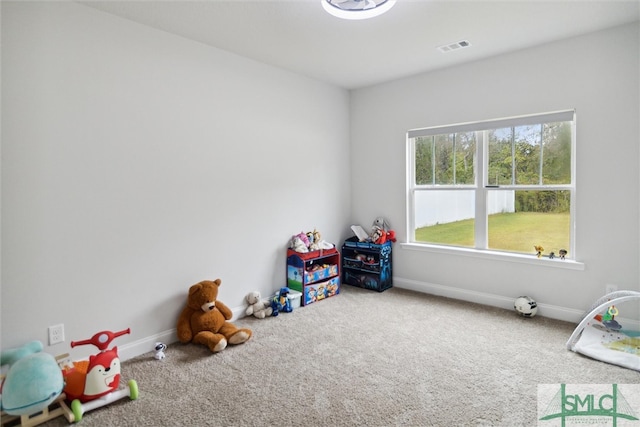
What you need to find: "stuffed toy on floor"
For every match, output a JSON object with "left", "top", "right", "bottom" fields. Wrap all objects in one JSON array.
[
  {"left": 0, "top": 340, "right": 64, "bottom": 416},
  {"left": 177, "top": 279, "right": 252, "bottom": 353},
  {"left": 245, "top": 291, "right": 273, "bottom": 319}
]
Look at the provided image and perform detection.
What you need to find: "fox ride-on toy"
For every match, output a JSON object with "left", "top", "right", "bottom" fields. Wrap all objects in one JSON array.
[{"left": 60, "top": 328, "right": 138, "bottom": 422}]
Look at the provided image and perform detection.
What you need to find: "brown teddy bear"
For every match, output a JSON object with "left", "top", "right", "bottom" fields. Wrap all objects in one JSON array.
[{"left": 177, "top": 279, "right": 252, "bottom": 352}]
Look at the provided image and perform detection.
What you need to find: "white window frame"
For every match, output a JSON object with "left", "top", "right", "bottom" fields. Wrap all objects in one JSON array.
[{"left": 405, "top": 110, "right": 583, "bottom": 270}]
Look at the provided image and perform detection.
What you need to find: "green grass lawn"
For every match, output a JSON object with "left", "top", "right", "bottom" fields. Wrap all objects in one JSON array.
[{"left": 415, "top": 212, "right": 570, "bottom": 255}]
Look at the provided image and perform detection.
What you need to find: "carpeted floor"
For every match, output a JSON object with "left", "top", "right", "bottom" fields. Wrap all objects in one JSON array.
[{"left": 36, "top": 285, "right": 639, "bottom": 426}]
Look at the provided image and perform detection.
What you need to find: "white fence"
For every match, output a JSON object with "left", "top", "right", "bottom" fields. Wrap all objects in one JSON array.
[{"left": 415, "top": 190, "right": 515, "bottom": 228}]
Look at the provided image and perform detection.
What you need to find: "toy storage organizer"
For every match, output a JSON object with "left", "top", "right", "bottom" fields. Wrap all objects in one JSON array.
[
  {"left": 341, "top": 236, "right": 392, "bottom": 292},
  {"left": 286, "top": 248, "right": 340, "bottom": 306}
]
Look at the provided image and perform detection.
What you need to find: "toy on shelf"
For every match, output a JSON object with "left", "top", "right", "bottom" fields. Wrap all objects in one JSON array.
[
  {"left": 289, "top": 232, "right": 310, "bottom": 253},
  {"left": 0, "top": 340, "right": 74, "bottom": 426},
  {"left": 534, "top": 245, "right": 544, "bottom": 258},
  {"left": 532, "top": 244, "right": 568, "bottom": 260},
  {"left": 350, "top": 217, "right": 397, "bottom": 245},
  {"left": 306, "top": 230, "right": 319, "bottom": 251},
  {"left": 60, "top": 328, "right": 138, "bottom": 422},
  {"left": 370, "top": 217, "right": 396, "bottom": 245},
  {"left": 371, "top": 226, "right": 396, "bottom": 245},
  {"left": 288, "top": 229, "right": 334, "bottom": 253}
]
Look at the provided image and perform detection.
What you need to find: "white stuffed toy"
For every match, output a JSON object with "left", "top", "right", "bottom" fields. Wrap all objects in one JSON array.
[
  {"left": 289, "top": 234, "right": 309, "bottom": 253},
  {"left": 245, "top": 291, "right": 273, "bottom": 319}
]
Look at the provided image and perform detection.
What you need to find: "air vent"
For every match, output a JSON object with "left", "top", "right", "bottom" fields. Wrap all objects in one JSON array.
[{"left": 437, "top": 40, "right": 471, "bottom": 53}]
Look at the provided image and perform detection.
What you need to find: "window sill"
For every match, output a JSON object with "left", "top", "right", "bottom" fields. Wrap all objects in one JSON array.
[{"left": 400, "top": 243, "right": 585, "bottom": 270}]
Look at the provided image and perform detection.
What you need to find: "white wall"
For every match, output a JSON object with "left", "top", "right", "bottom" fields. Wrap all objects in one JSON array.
[
  {"left": 350, "top": 23, "right": 640, "bottom": 319},
  {"left": 2, "top": 2, "right": 638, "bottom": 362},
  {"left": 1, "top": 1, "right": 351, "bottom": 359}
]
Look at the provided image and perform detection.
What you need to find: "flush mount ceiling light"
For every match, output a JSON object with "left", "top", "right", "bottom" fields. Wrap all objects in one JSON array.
[{"left": 321, "top": 0, "right": 397, "bottom": 20}]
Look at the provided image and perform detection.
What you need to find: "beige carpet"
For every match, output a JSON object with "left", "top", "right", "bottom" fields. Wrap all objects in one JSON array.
[{"left": 38, "top": 286, "right": 639, "bottom": 426}]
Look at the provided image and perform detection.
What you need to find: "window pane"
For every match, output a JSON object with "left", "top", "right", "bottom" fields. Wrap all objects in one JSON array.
[
  {"left": 514, "top": 125, "right": 541, "bottom": 185},
  {"left": 487, "top": 190, "right": 570, "bottom": 257},
  {"left": 488, "top": 128, "right": 513, "bottom": 185},
  {"left": 488, "top": 121, "right": 571, "bottom": 187},
  {"left": 414, "top": 133, "right": 476, "bottom": 185},
  {"left": 454, "top": 132, "right": 476, "bottom": 185},
  {"left": 414, "top": 190, "right": 475, "bottom": 247},
  {"left": 542, "top": 122, "right": 572, "bottom": 184},
  {"left": 434, "top": 134, "right": 454, "bottom": 184},
  {"left": 415, "top": 136, "right": 434, "bottom": 185}
]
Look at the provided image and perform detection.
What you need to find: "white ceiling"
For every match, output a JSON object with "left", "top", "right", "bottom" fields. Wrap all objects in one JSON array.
[{"left": 79, "top": 0, "right": 640, "bottom": 90}]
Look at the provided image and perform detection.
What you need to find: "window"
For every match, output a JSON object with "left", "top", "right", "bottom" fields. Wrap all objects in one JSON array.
[{"left": 407, "top": 110, "right": 575, "bottom": 259}]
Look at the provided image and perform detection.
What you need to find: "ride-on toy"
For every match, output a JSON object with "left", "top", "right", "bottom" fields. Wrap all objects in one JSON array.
[{"left": 60, "top": 328, "right": 138, "bottom": 422}]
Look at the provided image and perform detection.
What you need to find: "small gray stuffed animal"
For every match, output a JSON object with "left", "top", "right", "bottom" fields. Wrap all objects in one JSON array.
[{"left": 372, "top": 217, "right": 391, "bottom": 232}]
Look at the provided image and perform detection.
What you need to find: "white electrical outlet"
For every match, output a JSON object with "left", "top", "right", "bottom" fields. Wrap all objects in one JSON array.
[
  {"left": 48, "top": 324, "right": 65, "bottom": 345},
  {"left": 605, "top": 284, "right": 618, "bottom": 295}
]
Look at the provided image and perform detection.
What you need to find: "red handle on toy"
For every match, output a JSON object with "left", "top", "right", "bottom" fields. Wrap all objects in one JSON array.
[{"left": 70, "top": 328, "right": 131, "bottom": 351}]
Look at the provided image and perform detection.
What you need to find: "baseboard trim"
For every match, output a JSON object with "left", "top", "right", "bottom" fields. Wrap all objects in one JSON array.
[
  {"left": 119, "top": 282, "right": 636, "bottom": 362},
  {"left": 118, "top": 329, "right": 178, "bottom": 362},
  {"left": 118, "top": 307, "right": 248, "bottom": 362},
  {"left": 393, "top": 277, "right": 585, "bottom": 324}
]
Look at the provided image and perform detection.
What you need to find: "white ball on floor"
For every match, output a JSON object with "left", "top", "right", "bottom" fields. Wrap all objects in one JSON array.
[{"left": 514, "top": 296, "right": 538, "bottom": 318}]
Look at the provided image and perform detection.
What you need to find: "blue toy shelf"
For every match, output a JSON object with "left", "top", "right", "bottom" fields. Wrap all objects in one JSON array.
[{"left": 341, "top": 236, "right": 392, "bottom": 292}]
